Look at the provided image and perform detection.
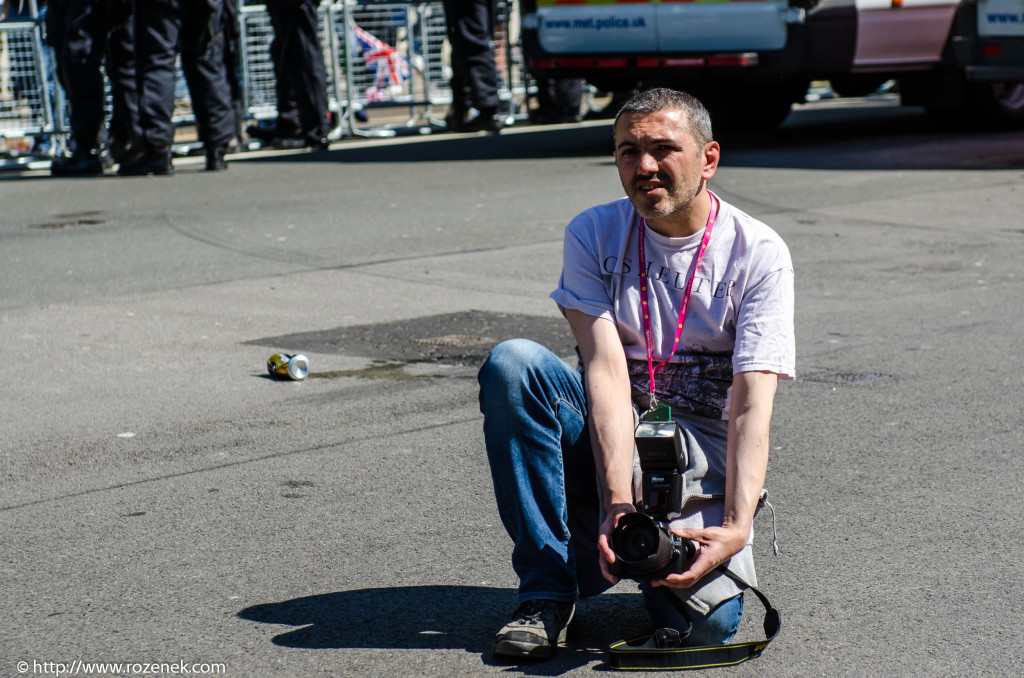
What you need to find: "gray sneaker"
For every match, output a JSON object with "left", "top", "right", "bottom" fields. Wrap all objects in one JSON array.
[{"left": 493, "top": 599, "right": 575, "bottom": 659}]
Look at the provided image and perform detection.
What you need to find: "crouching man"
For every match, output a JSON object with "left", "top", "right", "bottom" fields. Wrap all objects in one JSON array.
[{"left": 478, "top": 88, "right": 795, "bottom": 659}]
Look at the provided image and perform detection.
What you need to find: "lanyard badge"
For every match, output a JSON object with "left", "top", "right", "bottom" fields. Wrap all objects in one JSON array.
[
  {"left": 640, "top": 403, "right": 673, "bottom": 422},
  {"left": 637, "top": 191, "right": 719, "bottom": 419}
]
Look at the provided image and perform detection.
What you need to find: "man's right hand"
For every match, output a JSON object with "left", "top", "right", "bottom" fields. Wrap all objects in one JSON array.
[{"left": 597, "top": 502, "right": 636, "bottom": 584}]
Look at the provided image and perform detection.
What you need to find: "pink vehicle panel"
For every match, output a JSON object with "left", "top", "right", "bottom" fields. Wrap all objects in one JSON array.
[{"left": 853, "top": 0, "right": 960, "bottom": 67}]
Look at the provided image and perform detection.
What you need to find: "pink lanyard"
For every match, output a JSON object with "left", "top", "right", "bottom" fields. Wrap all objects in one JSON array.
[{"left": 637, "top": 192, "right": 719, "bottom": 406}]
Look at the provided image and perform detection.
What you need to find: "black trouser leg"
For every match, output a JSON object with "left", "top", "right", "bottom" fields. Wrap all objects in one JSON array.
[
  {"left": 135, "top": 0, "right": 181, "bottom": 147},
  {"left": 535, "top": 75, "right": 582, "bottom": 118},
  {"left": 265, "top": 0, "right": 327, "bottom": 140},
  {"left": 290, "top": 0, "right": 329, "bottom": 139},
  {"left": 443, "top": 0, "right": 498, "bottom": 111},
  {"left": 48, "top": 0, "right": 107, "bottom": 153},
  {"left": 443, "top": 0, "right": 470, "bottom": 113},
  {"left": 105, "top": 0, "right": 140, "bottom": 158},
  {"left": 266, "top": 0, "right": 301, "bottom": 136},
  {"left": 180, "top": 1, "right": 235, "bottom": 146}
]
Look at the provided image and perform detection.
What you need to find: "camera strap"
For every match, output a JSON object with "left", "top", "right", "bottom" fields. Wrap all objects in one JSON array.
[
  {"left": 607, "top": 566, "right": 780, "bottom": 671},
  {"left": 636, "top": 190, "right": 719, "bottom": 408}
]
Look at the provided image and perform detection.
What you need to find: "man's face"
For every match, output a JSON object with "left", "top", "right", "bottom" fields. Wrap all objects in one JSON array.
[{"left": 613, "top": 109, "right": 718, "bottom": 229}]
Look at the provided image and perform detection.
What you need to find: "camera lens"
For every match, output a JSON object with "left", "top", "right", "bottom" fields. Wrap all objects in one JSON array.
[
  {"left": 611, "top": 513, "right": 675, "bottom": 575},
  {"left": 617, "top": 518, "right": 661, "bottom": 560}
]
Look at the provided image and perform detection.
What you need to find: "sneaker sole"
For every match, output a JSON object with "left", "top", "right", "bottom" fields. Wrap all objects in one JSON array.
[
  {"left": 492, "top": 607, "right": 574, "bottom": 659},
  {"left": 493, "top": 637, "right": 558, "bottom": 659}
]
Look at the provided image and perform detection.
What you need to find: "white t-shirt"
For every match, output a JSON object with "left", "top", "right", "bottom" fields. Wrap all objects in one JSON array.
[{"left": 551, "top": 193, "right": 795, "bottom": 421}]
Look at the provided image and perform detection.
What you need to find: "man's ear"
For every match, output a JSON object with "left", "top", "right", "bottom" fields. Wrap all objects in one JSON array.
[{"left": 702, "top": 141, "right": 721, "bottom": 180}]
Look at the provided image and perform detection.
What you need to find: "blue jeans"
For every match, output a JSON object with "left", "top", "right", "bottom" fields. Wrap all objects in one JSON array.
[{"left": 478, "top": 339, "right": 743, "bottom": 644}]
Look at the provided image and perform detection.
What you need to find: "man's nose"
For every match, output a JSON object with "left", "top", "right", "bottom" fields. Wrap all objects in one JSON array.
[{"left": 637, "top": 151, "right": 658, "bottom": 174}]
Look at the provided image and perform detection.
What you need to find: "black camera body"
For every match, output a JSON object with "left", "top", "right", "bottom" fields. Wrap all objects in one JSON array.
[{"left": 608, "top": 420, "right": 696, "bottom": 580}]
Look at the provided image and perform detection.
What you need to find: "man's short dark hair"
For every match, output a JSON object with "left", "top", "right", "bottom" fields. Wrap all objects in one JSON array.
[{"left": 613, "top": 88, "right": 714, "bottom": 149}]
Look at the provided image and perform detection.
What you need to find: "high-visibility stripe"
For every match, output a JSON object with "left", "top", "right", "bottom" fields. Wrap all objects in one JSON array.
[
  {"left": 536, "top": 0, "right": 770, "bottom": 4},
  {"left": 663, "top": 57, "right": 706, "bottom": 66},
  {"left": 537, "top": 0, "right": 636, "bottom": 6},
  {"left": 707, "top": 54, "right": 754, "bottom": 65},
  {"left": 536, "top": 0, "right": 768, "bottom": 5},
  {"left": 528, "top": 54, "right": 756, "bottom": 68}
]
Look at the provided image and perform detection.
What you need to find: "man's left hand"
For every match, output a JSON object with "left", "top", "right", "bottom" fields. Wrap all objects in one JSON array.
[{"left": 648, "top": 524, "right": 749, "bottom": 590}]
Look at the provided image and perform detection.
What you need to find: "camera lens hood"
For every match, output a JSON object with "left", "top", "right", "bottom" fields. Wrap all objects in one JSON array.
[{"left": 611, "top": 513, "right": 676, "bottom": 577}]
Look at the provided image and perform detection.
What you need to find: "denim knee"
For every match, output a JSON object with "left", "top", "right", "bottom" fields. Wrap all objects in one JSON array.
[
  {"left": 480, "top": 339, "right": 547, "bottom": 380},
  {"left": 479, "top": 339, "right": 548, "bottom": 404}
]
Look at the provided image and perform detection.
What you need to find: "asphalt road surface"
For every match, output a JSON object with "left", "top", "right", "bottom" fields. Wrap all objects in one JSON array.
[{"left": 2, "top": 96, "right": 1023, "bottom": 677}]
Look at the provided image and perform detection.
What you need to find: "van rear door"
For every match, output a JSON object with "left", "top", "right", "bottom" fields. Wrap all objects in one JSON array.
[
  {"left": 978, "top": 0, "right": 1024, "bottom": 37},
  {"left": 656, "top": 0, "right": 790, "bottom": 52},
  {"left": 853, "top": 0, "right": 959, "bottom": 67},
  {"left": 535, "top": 0, "right": 658, "bottom": 54},
  {"left": 535, "top": 0, "right": 790, "bottom": 55}
]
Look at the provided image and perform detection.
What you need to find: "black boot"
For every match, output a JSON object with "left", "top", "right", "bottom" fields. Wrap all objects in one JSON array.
[
  {"left": 205, "top": 142, "right": 228, "bottom": 171},
  {"left": 246, "top": 123, "right": 301, "bottom": 143},
  {"left": 109, "top": 134, "right": 145, "bottom": 167},
  {"left": 463, "top": 107, "right": 502, "bottom": 134},
  {"left": 245, "top": 124, "right": 277, "bottom": 142},
  {"left": 118, "top": 146, "right": 173, "bottom": 176},
  {"left": 444, "top": 107, "right": 469, "bottom": 132},
  {"left": 50, "top": 151, "right": 105, "bottom": 177},
  {"left": 270, "top": 135, "right": 328, "bottom": 151}
]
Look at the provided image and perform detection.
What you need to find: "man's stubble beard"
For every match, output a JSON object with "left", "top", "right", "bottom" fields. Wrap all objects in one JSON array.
[{"left": 626, "top": 174, "right": 704, "bottom": 223}]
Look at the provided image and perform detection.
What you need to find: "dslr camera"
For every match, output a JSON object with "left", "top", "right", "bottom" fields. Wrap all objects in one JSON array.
[{"left": 608, "top": 420, "right": 696, "bottom": 580}]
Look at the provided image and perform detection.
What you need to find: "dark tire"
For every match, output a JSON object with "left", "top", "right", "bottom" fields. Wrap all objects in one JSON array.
[
  {"left": 924, "top": 75, "right": 1024, "bottom": 130},
  {"left": 708, "top": 80, "right": 806, "bottom": 136},
  {"left": 829, "top": 75, "right": 890, "bottom": 99},
  {"left": 976, "top": 80, "right": 1024, "bottom": 127}
]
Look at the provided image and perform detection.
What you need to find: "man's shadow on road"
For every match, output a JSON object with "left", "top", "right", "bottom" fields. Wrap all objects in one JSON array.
[{"left": 238, "top": 585, "right": 650, "bottom": 674}]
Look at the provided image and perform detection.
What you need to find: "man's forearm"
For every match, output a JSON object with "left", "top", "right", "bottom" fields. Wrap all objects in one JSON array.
[
  {"left": 564, "top": 309, "right": 636, "bottom": 512},
  {"left": 584, "top": 363, "right": 636, "bottom": 512},
  {"left": 724, "top": 371, "right": 778, "bottom": 534}
]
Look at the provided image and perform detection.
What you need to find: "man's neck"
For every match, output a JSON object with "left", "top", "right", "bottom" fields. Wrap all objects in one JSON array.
[{"left": 644, "top": 188, "right": 713, "bottom": 238}]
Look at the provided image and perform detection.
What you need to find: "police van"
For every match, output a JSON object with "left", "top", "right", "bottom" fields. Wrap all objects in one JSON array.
[{"left": 520, "top": 0, "right": 1024, "bottom": 129}]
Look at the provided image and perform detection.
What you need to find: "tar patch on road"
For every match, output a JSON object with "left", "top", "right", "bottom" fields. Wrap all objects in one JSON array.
[
  {"left": 247, "top": 310, "right": 575, "bottom": 367},
  {"left": 30, "top": 210, "right": 106, "bottom": 229},
  {"left": 802, "top": 370, "right": 891, "bottom": 385}
]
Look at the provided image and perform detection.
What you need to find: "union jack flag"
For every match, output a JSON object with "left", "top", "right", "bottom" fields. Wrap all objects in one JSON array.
[{"left": 352, "top": 23, "right": 411, "bottom": 102}]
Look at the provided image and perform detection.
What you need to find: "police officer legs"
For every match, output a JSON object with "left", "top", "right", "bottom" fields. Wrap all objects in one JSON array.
[
  {"left": 46, "top": 0, "right": 109, "bottom": 175},
  {"left": 105, "top": 0, "right": 143, "bottom": 166},
  {"left": 46, "top": 0, "right": 141, "bottom": 176},
  {"left": 181, "top": 1, "right": 235, "bottom": 170},
  {"left": 442, "top": 0, "right": 501, "bottom": 133},
  {"left": 124, "top": 0, "right": 235, "bottom": 175},
  {"left": 246, "top": 0, "right": 329, "bottom": 149},
  {"left": 532, "top": 74, "right": 583, "bottom": 124}
]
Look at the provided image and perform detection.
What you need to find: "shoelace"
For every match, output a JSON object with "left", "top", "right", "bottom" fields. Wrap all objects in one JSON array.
[{"left": 513, "top": 600, "right": 549, "bottom": 624}]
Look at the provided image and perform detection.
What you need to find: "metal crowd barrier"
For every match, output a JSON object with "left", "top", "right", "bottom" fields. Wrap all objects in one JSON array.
[
  {"left": 332, "top": 0, "right": 451, "bottom": 136},
  {"left": 239, "top": 0, "right": 523, "bottom": 138},
  {"left": 0, "top": 3, "right": 61, "bottom": 167},
  {"left": 0, "top": 0, "right": 529, "bottom": 168}
]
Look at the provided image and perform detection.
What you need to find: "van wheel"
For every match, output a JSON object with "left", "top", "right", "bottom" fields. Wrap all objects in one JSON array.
[
  {"left": 708, "top": 81, "right": 805, "bottom": 135},
  {"left": 981, "top": 81, "right": 1024, "bottom": 126},
  {"left": 924, "top": 76, "right": 1024, "bottom": 130}
]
